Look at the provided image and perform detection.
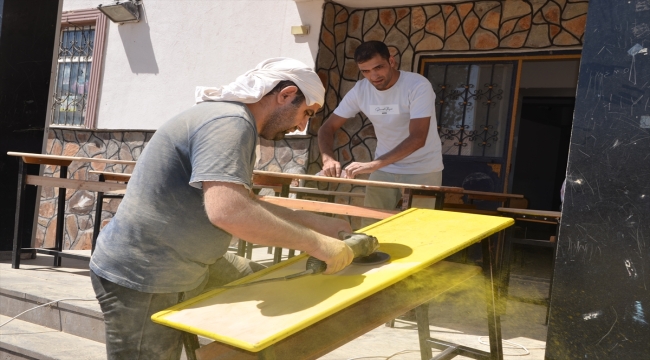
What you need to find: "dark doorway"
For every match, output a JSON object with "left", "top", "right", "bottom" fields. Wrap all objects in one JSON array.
[
  {"left": 511, "top": 97, "right": 574, "bottom": 212},
  {"left": 0, "top": 0, "right": 60, "bottom": 252}
]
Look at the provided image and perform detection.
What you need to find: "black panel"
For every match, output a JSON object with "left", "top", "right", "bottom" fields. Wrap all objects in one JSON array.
[
  {"left": 546, "top": 0, "right": 650, "bottom": 359},
  {"left": 0, "top": 0, "right": 60, "bottom": 250}
]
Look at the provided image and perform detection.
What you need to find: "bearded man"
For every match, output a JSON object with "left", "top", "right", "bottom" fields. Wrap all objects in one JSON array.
[{"left": 90, "top": 58, "right": 354, "bottom": 359}]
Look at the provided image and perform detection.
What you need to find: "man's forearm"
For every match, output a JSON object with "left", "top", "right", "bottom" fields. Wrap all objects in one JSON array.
[{"left": 318, "top": 125, "right": 337, "bottom": 162}]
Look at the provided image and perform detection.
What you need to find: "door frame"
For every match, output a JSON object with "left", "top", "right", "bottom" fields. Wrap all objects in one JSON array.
[{"left": 418, "top": 52, "right": 582, "bottom": 192}]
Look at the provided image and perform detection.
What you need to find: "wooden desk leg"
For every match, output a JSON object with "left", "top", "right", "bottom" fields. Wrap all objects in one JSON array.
[
  {"left": 53, "top": 165, "right": 68, "bottom": 267},
  {"left": 182, "top": 332, "right": 200, "bottom": 360},
  {"left": 415, "top": 303, "right": 433, "bottom": 360},
  {"left": 481, "top": 236, "right": 504, "bottom": 360},
  {"left": 11, "top": 158, "right": 28, "bottom": 269}
]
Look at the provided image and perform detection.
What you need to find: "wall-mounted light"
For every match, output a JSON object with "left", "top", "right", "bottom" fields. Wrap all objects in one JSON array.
[
  {"left": 98, "top": 1, "right": 141, "bottom": 23},
  {"left": 291, "top": 25, "right": 310, "bottom": 36}
]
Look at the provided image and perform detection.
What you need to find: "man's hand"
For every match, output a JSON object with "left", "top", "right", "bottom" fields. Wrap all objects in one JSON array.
[
  {"left": 310, "top": 238, "right": 354, "bottom": 274},
  {"left": 344, "top": 161, "right": 381, "bottom": 179},
  {"left": 322, "top": 158, "right": 343, "bottom": 177}
]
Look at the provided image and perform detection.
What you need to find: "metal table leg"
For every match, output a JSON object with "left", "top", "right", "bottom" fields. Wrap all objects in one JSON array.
[
  {"left": 12, "top": 158, "right": 28, "bottom": 269},
  {"left": 416, "top": 303, "right": 433, "bottom": 360},
  {"left": 53, "top": 165, "right": 68, "bottom": 267},
  {"left": 482, "top": 235, "right": 504, "bottom": 360}
]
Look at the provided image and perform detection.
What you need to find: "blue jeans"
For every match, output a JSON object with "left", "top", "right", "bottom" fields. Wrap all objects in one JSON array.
[{"left": 90, "top": 252, "right": 265, "bottom": 360}]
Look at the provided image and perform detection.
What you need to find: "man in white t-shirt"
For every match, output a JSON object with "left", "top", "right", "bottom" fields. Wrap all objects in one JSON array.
[{"left": 318, "top": 41, "right": 443, "bottom": 219}]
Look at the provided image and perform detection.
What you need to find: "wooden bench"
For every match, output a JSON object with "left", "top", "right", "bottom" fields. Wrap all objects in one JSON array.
[
  {"left": 7, "top": 152, "right": 131, "bottom": 269},
  {"left": 88, "top": 171, "right": 131, "bottom": 252}
]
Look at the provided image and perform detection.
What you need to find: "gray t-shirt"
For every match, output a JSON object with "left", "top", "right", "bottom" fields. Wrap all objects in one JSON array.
[{"left": 90, "top": 101, "right": 258, "bottom": 293}]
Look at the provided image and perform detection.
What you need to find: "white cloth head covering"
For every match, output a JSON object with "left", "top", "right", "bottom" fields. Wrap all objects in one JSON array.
[{"left": 195, "top": 57, "right": 325, "bottom": 107}]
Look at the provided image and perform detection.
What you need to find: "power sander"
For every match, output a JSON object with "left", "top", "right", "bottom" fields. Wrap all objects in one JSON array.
[{"left": 212, "top": 232, "right": 391, "bottom": 290}]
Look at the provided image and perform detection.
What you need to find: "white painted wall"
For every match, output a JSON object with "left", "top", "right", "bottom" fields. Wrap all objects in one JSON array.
[{"left": 62, "top": 0, "right": 324, "bottom": 129}]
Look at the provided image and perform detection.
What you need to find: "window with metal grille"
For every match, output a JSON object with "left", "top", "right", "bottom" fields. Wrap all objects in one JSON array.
[
  {"left": 424, "top": 62, "right": 516, "bottom": 158},
  {"left": 51, "top": 26, "right": 95, "bottom": 126}
]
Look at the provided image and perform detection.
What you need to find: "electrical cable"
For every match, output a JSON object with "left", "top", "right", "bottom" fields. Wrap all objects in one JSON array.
[
  {"left": 346, "top": 349, "right": 420, "bottom": 360},
  {"left": 0, "top": 298, "right": 97, "bottom": 328},
  {"left": 477, "top": 336, "right": 546, "bottom": 356}
]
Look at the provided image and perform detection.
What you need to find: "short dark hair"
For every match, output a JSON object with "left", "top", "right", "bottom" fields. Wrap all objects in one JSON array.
[
  {"left": 266, "top": 80, "right": 305, "bottom": 106},
  {"left": 354, "top": 41, "right": 390, "bottom": 63}
]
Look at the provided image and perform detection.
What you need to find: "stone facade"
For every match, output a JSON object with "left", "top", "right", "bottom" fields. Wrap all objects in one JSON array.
[
  {"left": 38, "top": 129, "right": 309, "bottom": 250},
  {"left": 308, "top": 0, "right": 587, "bottom": 204},
  {"left": 36, "top": 0, "right": 589, "bottom": 248},
  {"left": 37, "top": 129, "right": 153, "bottom": 250}
]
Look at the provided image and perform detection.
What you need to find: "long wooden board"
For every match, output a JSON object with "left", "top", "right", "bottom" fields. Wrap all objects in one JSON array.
[
  {"left": 151, "top": 208, "right": 513, "bottom": 352},
  {"left": 26, "top": 175, "right": 127, "bottom": 193},
  {"left": 7, "top": 151, "right": 137, "bottom": 165},
  {"left": 257, "top": 196, "right": 397, "bottom": 219},
  {"left": 253, "top": 170, "right": 464, "bottom": 193}
]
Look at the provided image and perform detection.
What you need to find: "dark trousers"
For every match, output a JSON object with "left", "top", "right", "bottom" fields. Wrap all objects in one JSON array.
[{"left": 90, "top": 252, "right": 266, "bottom": 360}]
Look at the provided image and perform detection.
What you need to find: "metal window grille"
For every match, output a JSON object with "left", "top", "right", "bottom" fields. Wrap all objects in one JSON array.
[
  {"left": 425, "top": 62, "right": 516, "bottom": 157},
  {"left": 51, "top": 26, "right": 95, "bottom": 126}
]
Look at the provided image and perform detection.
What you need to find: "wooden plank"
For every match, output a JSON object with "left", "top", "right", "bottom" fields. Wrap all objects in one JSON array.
[
  {"left": 22, "top": 156, "right": 71, "bottom": 167},
  {"left": 252, "top": 174, "right": 293, "bottom": 186},
  {"left": 257, "top": 196, "right": 397, "bottom": 219},
  {"left": 463, "top": 190, "right": 524, "bottom": 199},
  {"left": 151, "top": 209, "right": 514, "bottom": 353},
  {"left": 26, "top": 175, "right": 127, "bottom": 193},
  {"left": 88, "top": 170, "right": 131, "bottom": 182},
  {"left": 195, "top": 261, "right": 482, "bottom": 360},
  {"left": 497, "top": 207, "right": 561, "bottom": 218},
  {"left": 7, "top": 151, "right": 137, "bottom": 165},
  {"left": 253, "top": 185, "right": 365, "bottom": 198},
  {"left": 253, "top": 170, "right": 464, "bottom": 193},
  {"left": 290, "top": 187, "right": 365, "bottom": 198}
]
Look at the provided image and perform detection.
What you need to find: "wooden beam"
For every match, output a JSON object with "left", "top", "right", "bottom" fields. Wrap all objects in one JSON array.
[
  {"left": 253, "top": 174, "right": 293, "bottom": 186},
  {"left": 253, "top": 170, "right": 464, "bottom": 194},
  {"left": 89, "top": 170, "right": 132, "bottom": 182},
  {"left": 22, "top": 156, "right": 72, "bottom": 167},
  {"left": 257, "top": 196, "right": 398, "bottom": 219},
  {"left": 7, "top": 151, "right": 137, "bottom": 165},
  {"left": 26, "top": 175, "right": 127, "bottom": 193}
]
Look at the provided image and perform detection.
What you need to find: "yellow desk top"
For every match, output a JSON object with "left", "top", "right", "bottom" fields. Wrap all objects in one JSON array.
[{"left": 151, "top": 208, "right": 513, "bottom": 352}]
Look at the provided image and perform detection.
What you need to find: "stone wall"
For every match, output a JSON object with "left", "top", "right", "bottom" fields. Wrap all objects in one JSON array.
[
  {"left": 38, "top": 129, "right": 310, "bottom": 250},
  {"left": 307, "top": 0, "right": 588, "bottom": 201},
  {"left": 37, "top": 129, "right": 153, "bottom": 250}
]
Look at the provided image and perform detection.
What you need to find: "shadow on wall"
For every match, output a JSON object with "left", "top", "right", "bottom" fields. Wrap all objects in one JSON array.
[{"left": 117, "top": 6, "right": 159, "bottom": 74}]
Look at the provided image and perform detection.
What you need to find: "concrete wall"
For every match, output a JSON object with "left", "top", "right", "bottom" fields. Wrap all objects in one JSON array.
[{"left": 62, "top": 0, "right": 324, "bottom": 130}]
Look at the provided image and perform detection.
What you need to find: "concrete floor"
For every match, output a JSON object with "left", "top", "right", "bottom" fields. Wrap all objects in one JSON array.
[
  {"left": 1, "top": 245, "right": 551, "bottom": 360},
  {"left": 249, "top": 246, "right": 550, "bottom": 360}
]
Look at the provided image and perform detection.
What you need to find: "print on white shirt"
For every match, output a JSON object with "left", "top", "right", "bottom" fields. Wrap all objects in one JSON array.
[{"left": 371, "top": 104, "right": 399, "bottom": 115}]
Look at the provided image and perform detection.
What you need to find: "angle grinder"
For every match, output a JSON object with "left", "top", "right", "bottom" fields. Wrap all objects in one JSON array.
[{"left": 305, "top": 232, "right": 391, "bottom": 274}]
